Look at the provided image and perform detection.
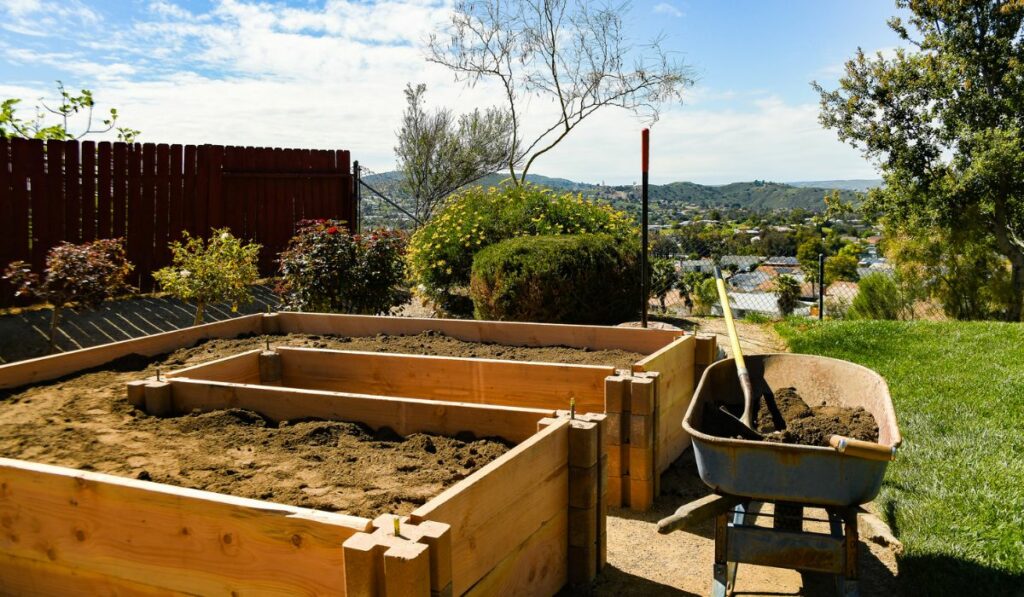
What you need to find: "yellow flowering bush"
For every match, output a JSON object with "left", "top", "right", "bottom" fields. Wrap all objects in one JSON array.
[{"left": 407, "top": 184, "right": 636, "bottom": 314}]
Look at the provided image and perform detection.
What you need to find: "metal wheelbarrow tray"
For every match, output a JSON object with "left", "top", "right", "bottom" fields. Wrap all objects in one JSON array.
[{"left": 683, "top": 353, "right": 902, "bottom": 507}]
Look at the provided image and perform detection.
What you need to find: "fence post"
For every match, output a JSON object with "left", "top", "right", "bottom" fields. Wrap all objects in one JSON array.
[
  {"left": 818, "top": 253, "right": 825, "bottom": 320},
  {"left": 353, "top": 160, "right": 362, "bottom": 233}
]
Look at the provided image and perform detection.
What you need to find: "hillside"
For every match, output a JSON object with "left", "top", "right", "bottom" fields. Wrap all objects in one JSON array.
[
  {"left": 787, "top": 179, "right": 881, "bottom": 192},
  {"left": 361, "top": 171, "right": 866, "bottom": 224}
]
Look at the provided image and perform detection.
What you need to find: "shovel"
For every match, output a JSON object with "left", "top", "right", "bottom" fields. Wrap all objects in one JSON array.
[{"left": 713, "top": 266, "right": 763, "bottom": 440}]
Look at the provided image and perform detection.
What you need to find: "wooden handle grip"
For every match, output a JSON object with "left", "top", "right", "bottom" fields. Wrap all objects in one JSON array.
[{"left": 829, "top": 435, "right": 896, "bottom": 461}]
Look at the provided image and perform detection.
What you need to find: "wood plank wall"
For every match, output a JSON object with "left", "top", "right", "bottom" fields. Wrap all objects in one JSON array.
[{"left": 0, "top": 139, "right": 354, "bottom": 303}]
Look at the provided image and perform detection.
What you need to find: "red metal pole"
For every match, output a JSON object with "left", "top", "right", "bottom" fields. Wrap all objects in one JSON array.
[{"left": 641, "top": 129, "right": 650, "bottom": 328}]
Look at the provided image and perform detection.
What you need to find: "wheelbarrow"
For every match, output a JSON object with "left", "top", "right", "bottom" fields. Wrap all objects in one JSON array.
[{"left": 661, "top": 354, "right": 902, "bottom": 596}]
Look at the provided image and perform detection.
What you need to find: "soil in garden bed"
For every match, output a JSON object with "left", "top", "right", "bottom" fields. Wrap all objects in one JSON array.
[
  {"left": 0, "top": 331, "right": 641, "bottom": 518},
  {"left": 708, "top": 386, "right": 879, "bottom": 446},
  {"left": 281, "top": 329, "right": 645, "bottom": 369}
]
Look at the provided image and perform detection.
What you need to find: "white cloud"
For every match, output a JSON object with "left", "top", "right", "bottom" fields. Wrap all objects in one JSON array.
[
  {"left": 653, "top": 2, "right": 684, "bottom": 18},
  {"left": 0, "top": 0, "right": 877, "bottom": 184},
  {"left": 0, "top": 0, "right": 99, "bottom": 35}
]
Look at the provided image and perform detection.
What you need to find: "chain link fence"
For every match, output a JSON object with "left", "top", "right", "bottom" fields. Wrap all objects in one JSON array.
[
  {"left": 354, "top": 163, "right": 421, "bottom": 231},
  {"left": 649, "top": 254, "right": 884, "bottom": 321}
]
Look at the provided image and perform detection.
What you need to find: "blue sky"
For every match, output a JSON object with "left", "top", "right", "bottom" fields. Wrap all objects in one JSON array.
[{"left": 0, "top": 0, "right": 907, "bottom": 184}]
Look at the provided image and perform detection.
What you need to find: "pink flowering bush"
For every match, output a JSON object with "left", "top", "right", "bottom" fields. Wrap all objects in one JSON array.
[{"left": 276, "top": 219, "right": 409, "bottom": 314}]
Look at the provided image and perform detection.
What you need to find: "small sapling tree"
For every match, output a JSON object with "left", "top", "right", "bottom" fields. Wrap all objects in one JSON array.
[
  {"left": 774, "top": 275, "right": 801, "bottom": 317},
  {"left": 650, "top": 258, "right": 680, "bottom": 312},
  {"left": 3, "top": 239, "right": 134, "bottom": 352},
  {"left": 153, "top": 229, "right": 261, "bottom": 325}
]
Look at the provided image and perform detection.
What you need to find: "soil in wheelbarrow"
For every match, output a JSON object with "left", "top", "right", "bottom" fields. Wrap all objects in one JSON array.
[
  {"left": 708, "top": 387, "right": 879, "bottom": 446},
  {"left": 0, "top": 327, "right": 648, "bottom": 519}
]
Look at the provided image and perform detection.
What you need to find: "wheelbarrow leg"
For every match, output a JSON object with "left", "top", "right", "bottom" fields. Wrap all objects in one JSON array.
[
  {"left": 829, "top": 507, "right": 859, "bottom": 597},
  {"left": 712, "top": 502, "right": 751, "bottom": 597}
]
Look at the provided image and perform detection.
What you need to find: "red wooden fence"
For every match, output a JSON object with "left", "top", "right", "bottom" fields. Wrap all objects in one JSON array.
[{"left": 0, "top": 139, "right": 354, "bottom": 304}]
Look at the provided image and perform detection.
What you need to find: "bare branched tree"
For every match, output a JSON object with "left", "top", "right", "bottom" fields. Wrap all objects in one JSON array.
[
  {"left": 395, "top": 83, "right": 517, "bottom": 223},
  {"left": 427, "top": 0, "right": 694, "bottom": 185}
]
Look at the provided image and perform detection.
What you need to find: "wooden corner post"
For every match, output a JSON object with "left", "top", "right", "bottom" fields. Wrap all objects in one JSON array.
[
  {"left": 342, "top": 516, "right": 451, "bottom": 597},
  {"left": 628, "top": 375, "right": 656, "bottom": 510},
  {"left": 565, "top": 412, "right": 606, "bottom": 589}
]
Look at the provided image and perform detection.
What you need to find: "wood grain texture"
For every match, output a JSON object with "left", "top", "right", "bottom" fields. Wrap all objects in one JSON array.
[
  {"left": 276, "top": 347, "right": 612, "bottom": 413},
  {"left": 168, "top": 378, "right": 551, "bottom": 444},
  {"left": 633, "top": 336, "right": 697, "bottom": 473},
  {"left": 411, "top": 419, "right": 569, "bottom": 596},
  {"left": 275, "top": 312, "right": 681, "bottom": 355},
  {"left": 0, "top": 553, "right": 181, "bottom": 596},
  {"left": 0, "top": 314, "right": 263, "bottom": 389},
  {"left": 0, "top": 458, "right": 371, "bottom": 595},
  {"left": 164, "top": 348, "right": 261, "bottom": 383},
  {"left": 462, "top": 510, "right": 567, "bottom": 597}
]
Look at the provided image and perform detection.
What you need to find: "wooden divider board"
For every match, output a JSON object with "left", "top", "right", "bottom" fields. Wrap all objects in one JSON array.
[
  {"left": 275, "top": 347, "right": 612, "bottom": 413},
  {"left": 165, "top": 349, "right": 261, "bottom": 383},
  {"left": 275, "top": 313, "right": 681, "bottom": 355},
  {"left": 168, "top": 378, "right": 552, "bottom": 444},
  {"left": 0, "top": 314, "right": 263, "bottom": 390},
  {"left": 633, "top": 336, "right": 697, "bottom": 473},
  {"left": 0, "top": 458, "right": 371, "bottom": 595},
  {"left": 411, "top": 418, "right": 570, "bottom": 596}
]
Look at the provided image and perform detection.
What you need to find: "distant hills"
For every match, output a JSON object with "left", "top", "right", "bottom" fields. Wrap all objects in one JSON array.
[
  {"left": 361, "top": 171, "right": 875, "bottom": 223},
  {"left": 787, "top": 179, "right": 881, "bottom": 192}
]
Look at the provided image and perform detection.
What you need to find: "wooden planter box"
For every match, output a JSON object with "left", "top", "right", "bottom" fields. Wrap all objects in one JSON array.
[{"left": 0, "top": 313, "right": 716, "bottom": 596}]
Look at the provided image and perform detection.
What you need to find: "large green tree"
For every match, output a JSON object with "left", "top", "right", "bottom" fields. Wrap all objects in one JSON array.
[{"left": 815, "top": 0, "right": 1024, "bottom": 320}]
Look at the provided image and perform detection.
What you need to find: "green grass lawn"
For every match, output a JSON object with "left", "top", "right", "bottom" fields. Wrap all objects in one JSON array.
[{"left": 774, "top": 320, "right": 1024, "bottom": 595}]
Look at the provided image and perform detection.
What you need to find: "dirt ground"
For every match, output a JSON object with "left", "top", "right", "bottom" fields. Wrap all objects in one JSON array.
[
  {"left": 0, "top": 329, "right": 644, "bottom": 520},
  {"left": 596, "top": 318, "right": 902, "bottom": 597},
  {"left": 596, "top": 454, "right": 901, "bottom": 597}
]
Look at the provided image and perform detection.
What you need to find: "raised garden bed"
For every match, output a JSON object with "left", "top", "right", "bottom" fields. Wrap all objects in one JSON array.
[{"left": 0, "top": 313, "right": 716, "bottom": 595}]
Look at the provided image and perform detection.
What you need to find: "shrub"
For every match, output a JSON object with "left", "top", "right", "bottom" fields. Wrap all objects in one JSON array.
[
  {"left": 650, "top": 258, "right": 680, "bottom": 312},
  {"left": 469, "top": 234, "right": 640, "bottom": 324},
  {"left": 277, "top": 220, "right": 409, "bottom": 315},
  {"left": 849, "top": 273, "right": 908, "bottom": 320},
  {"left": 153, "top": 229, "right": 261, "bottom": 325},
  {"left": 690, "top": 276, "right": 719, "bottom": 316},
  {"left": 408, "top": 184, "right": 636, "bottom": 314},
  {"left": 774, "top": 274, "right": 801, "bottom": 316},
  {"left": 3, "top": 239, "right": 133, "bottom": 352}
]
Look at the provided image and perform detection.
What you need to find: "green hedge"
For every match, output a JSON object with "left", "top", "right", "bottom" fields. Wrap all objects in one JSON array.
[
  {"left": 407, "top": 184, "right": 636, "bottom": 314},
  {"left": 469, "top": 234, "right": 640, "bottom": 324}
]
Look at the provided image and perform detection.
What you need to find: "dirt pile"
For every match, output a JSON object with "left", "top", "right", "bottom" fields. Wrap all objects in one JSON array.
[
  {"left": 756, "top": 387, "right": 878, "bottom": 446},
  {"left": 708, "top": 386, "right": 879, "bottom": 447}
]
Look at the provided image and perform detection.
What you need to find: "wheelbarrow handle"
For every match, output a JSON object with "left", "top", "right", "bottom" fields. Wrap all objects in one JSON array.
[{"left": 829, "top": 435, "right": 896, "bottom": 461}]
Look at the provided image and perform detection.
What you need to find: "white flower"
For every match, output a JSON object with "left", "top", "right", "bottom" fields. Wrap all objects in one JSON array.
[
  {"left": 180, "top": 269, "right": 191, "bottom": 278},
  {"left": 221, "top": 232, "right": 231, "bottom": 240}
]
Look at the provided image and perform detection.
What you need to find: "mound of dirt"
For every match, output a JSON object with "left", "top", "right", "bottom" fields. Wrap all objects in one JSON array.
[
  {"left": 707, "top": 386, "right": 879, "bottom": 447},
  {"left": 758, "top": 387, "right": 878, "bottom": 446}
]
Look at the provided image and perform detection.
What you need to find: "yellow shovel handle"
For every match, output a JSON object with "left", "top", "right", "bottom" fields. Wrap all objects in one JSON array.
[{"left": 714, "top": 268, "right": 746, "bottom": 374}]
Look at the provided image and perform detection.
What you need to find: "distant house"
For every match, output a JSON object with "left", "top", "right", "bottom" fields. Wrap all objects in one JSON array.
[
  {"left": 729, "top": 271, "right": 773, "bottom": 292},
  {"left": 720, "top": 255, "right": 765, "bottom": 273},
  {"left": 765, "top": 256, "right": 800, "bottom": 267},
  {"left": 826, "top": 281, "right": 860, "bottom": 296},
  {"left": 711, "top": 292, "right": 812, "bottom": 318},
  {"left": 679, "top": 258, "right": 715, "bottom": 274},
  {"left": 757, "top": 264, "right": 804, "bottom": 279}
]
